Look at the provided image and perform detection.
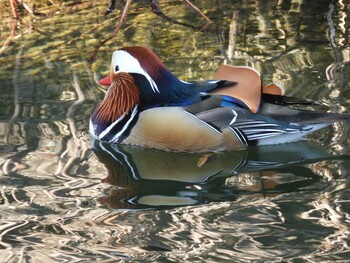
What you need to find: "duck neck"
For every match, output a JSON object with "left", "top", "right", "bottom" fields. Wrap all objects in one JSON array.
[
  {"left": 91, "top": 73, "right": 140, "bottom": 137},
  {"left": 132, "top": 69, "right": 194, "bottom": 106},
  {"left": 92, "top": 105, "right": 139, "bottom": 143}
]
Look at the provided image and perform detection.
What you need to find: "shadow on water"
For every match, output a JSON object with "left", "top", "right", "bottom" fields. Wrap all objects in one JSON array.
[{"left": 92, "top": 140, "right": 349, "bottom": 210}]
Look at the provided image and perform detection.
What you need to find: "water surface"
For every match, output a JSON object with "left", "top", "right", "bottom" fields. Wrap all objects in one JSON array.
[{"left": 0, "top": 0, "right": 350, "bottom": 261}]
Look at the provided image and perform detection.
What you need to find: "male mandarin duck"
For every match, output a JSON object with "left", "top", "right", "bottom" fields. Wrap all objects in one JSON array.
[{"left": 89, "top": 46, "right": 350, "bottom": 152}]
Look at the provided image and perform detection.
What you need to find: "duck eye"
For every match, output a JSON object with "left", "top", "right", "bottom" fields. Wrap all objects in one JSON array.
[{"left": 115, "top": 65, "right": 119, "bottom": 72}]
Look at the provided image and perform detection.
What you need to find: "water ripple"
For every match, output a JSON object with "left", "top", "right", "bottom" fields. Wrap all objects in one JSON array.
[{"left": 0, "top": 0, "right": 350, "bottom": 261}]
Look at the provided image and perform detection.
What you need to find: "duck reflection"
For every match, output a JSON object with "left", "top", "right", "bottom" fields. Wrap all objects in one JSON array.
[{"left": 92, "top": 140, "right": 347, "bottom": 210}]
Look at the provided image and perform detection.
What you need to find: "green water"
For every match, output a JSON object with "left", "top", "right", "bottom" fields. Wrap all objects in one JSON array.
[{"left": 0, "top": 0, "right": 350, "bottom": 261}]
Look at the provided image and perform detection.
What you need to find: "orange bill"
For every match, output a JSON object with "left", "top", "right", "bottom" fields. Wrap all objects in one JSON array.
[{"left": 99, "top": 76, "right": 111, "bottom": 86}]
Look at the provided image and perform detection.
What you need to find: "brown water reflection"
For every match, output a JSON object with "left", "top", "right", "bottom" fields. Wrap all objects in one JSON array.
[{"left": 0, "top": 0, "right": 350, "bottom": 262}]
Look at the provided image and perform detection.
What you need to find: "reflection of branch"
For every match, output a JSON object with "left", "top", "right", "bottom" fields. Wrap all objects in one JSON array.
[
  {"left": 183, "top": 0, "right": 213, "bottom": 31},
  {"left": 18, "top": 0, "right": 35, "bottom": 15},
  {"left": 56, "top": 70, "right": 89, "bottom": 176},
  {"left": 326, "top": 3, "right": 345, "bottom": 99},
  {"left": 226, "top": 11, "right": 238, "bottom": 61},
  {"left": 105, "top": 0, "right": 212, "bottom": 32},
  {"left": 9, "top": 0, "right": 36, "bottom": 18},
  {"left": 150, "top": 0, "right": 213, "bottom": 31},
  {"left": 66, "top": 70, "right": 85, "bottom": 142},
  {"left": 0, "top": 19, "right": 17, "bottom": 55},
  {"left": 149, "top": 0, "right": 196, "bottom": 29},
  {"left": 88, "top": 0, "right": 132, "bottom": 65},
  {"left": 5, "top": 47, "right": 23, "bottom": 144},
  {"left": 9, "top": 0, "right": 18, "bottom": 19},
  {"left": 90, "top": 0, "right": 213, "bottom": 64}
]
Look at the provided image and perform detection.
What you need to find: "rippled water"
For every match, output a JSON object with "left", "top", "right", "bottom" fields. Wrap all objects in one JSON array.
[{"left": 0, "top": 0, "right": 350, "bottom": 262}]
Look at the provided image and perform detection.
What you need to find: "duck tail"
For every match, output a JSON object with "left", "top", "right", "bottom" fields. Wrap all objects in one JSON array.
[{"left": 260, "top": 98, "right": 350, "bottom": 125}]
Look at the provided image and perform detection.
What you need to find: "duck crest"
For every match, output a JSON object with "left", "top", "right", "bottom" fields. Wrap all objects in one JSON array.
[
  {"left": 120, "top": 46, "right": 193, "bottom": 104},
  {"left": 92, "top": 72, "right": 140, "bottom": 127},
  {"left": 120, "top": 46, "right": 167, "bottom": 81}
]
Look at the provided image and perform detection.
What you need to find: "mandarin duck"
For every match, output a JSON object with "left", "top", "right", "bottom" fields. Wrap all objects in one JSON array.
[{"left": 89, "top": 46, "right": 350, "bottom": 152}]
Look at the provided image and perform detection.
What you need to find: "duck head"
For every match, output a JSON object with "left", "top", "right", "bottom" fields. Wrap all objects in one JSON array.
[{"left": 99, "top": 46, "right": 193, "bottom": 105}]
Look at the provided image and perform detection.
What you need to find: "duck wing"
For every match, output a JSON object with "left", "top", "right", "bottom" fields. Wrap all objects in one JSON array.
[
  {"left": 212, "top": 65, "right": 262, "bottom": 113},
  {"left": 190, "top": 97, "right": 350, "bottom": 146},
  {"left": 212, "top": 65, "right": 318, "bottom": 112},
  {"left": 194, "top": 106, "right": 309, "bottom": 146}
]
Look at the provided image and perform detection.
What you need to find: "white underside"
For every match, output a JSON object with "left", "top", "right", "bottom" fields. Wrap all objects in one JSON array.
[{"left": 257, "top": 123, "right": 330, "bottom": 145}]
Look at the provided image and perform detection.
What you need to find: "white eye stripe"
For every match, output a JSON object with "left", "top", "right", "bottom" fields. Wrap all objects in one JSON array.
[{"left": 112, "top": 50, "right": 160, "bottom": 93}]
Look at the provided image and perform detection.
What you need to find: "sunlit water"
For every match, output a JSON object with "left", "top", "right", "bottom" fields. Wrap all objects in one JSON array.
[{"left": 0, "top": 0, "right": 350, "bottom": 262}]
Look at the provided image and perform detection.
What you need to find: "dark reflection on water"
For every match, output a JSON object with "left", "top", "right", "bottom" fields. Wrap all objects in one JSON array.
[
  {"left": 93, "top": 140, "right": 346, "bottom": 210},
  {"left": 0, "top": 0, "right": 350, "bottom": 262}
]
